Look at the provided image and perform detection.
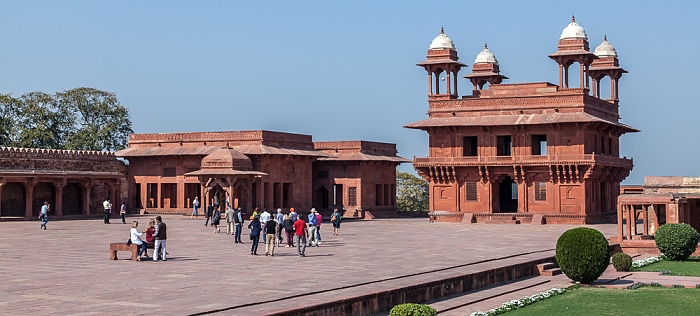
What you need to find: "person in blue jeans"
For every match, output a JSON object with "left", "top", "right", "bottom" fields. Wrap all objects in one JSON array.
[
  {"left": 39, "top": 201, "right": 49, "bottom": 230},
  {"left": 248, "top": 215, "right": 262, "bottom": 255}
]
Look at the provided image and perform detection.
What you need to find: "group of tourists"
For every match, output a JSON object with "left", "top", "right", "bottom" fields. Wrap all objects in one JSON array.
[
  {"left": 128, "top": 216, "right": 168, "bottom": 262},
  {"left": 192, "top": 198, "right": 344, "bottom": 257},
  {"left": 101, "top": 198, "right": 128, "bottom": 225}
]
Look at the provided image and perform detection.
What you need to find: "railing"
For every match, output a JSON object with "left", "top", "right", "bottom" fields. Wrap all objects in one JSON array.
[{"left": 414, "top": 154, "right": 633, "bottom": 167}]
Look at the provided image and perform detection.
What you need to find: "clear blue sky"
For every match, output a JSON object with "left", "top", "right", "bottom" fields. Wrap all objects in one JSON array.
[{"left": 1, "top": 1, "right": 698, "bottom": 184}]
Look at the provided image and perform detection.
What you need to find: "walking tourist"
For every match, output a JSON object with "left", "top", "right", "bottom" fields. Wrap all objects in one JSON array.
[
  {"left": 120, "top": 200, "right": 127, "bottom": 224},
  {"left": 289, "top": 207, "right": 298, "bottom": 221},
  {"left": 234, "top": 207, "right": 244, "bottom": 243},
  {"left": 307, "top": 208, "right": 318, "bottom": 246},
  {"left": 293, "top": 216, "right": 308, "bottom": 257},
  {"left": 153, "top": 216, "right": 167, "bottom": 261},
  {"left": 275, "top": 208, "right": 284, "bottom": 246},
  {"left": 225, "top": 206, "right": 235, "bottom": 235},
  {"left": 211, "top": 207, "right": 221, "bottom": 233},
  {"left": 315, "top": 210, "right": 322, "bottom": 246},
  {"left": 129, "top": 221, "right": 147, "bottom": 261},
  {"left": 103, "top": 198, "right": 112, "bottom": 224},
  {"left": 248, "top": 215, "right": 262, "bottom": 255},
  {"left": 264, "top": 216, "right": 277, "bottom": 256},
  {"left": 283, "top": 214, "right": 294, "bottom": 247},
  {"left": 191, "top": 197, "right": 200, "bottom": 218},
  {"left": 205, "top": 204, "right": 214, "bottom": 226},
  {"left": 331, "top": 208, "right": 342, "bottom": 235},
  {"left": 39, "top": 201, "right": 49, "bottom": 230},
  {"left": 260, "top": 208, "right": 271, "bottom": 244}
]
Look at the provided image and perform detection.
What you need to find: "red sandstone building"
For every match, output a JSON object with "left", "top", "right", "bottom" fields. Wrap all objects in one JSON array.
[
  {"left": 115, "top": 130, "right": 406, "bottom": 218},
  {"left": 407, "top": 18, "right": 636, "bottom": 224},
  {"left": 0, "top": 148, "right": 126, "bottom": 218}
]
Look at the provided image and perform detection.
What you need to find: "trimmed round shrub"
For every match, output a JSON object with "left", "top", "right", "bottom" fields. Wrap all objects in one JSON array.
[
  {"left": 655, "top": 223, "right": 699, "bottom": 261},
  {"left": 611, "top": 252, "right": 633, "bottom": 271},
  {"left": 555, "top": 227, "right": 610, "bottom": 284},
  {"left": 389, "top": 303, "right": 437, "bottom": 316}
]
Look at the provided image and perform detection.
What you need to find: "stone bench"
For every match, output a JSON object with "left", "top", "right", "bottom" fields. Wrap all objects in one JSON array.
[{"left": 109, "top": 241, "right": 155, "bottom": 261}]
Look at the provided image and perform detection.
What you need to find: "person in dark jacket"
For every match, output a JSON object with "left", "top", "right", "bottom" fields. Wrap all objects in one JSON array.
[
  {"left": 205, "top": 205, "right": 214, "bottom": 226},
  {"left": 283, "top": 214, "right": 294, "bottom": 247},
  {"left": 153, "top": 216, "right": 167, "bottom": 262},
  {"left": 211, "top": 207, "right": 221, "bottom": 233},
  {"left": 248, "top": 215, "right": 262, "bottom": 255},
  {"left": 234, "top": 207, "right": 245, "bottom": 243}
]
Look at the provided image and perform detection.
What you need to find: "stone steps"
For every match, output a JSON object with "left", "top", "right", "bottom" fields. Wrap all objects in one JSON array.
[
  {"left": 537, "top": 262, "right": 562, "bottom": 276},
  {"left": 485, "top": 216, "right": 521, "bottom": 224}
]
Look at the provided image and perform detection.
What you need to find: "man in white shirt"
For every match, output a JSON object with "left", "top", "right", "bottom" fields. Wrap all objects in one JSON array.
[
  {"left": 103, "top": 198, "right": 112, "bottom": 224},
  {"left": 260, "top": 209, "right": 271, "bottom": 244}
]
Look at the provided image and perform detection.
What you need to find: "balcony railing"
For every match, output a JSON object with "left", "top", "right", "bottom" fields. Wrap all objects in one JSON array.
[{"left": 413, "top": 154, "right": 633, "bottom": 167}]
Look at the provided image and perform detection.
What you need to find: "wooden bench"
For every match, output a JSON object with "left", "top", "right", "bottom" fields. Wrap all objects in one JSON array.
[{"left": 110, "top": 241, "right": 155, "bottom": 261}]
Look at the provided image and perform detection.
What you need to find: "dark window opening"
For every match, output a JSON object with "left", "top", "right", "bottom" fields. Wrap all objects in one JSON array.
[
  {"left": 348, "top": 187, "right": 357, "bottom": 206},
  {"left": 163, "top": 167, "right": 176, "bottom": 177},
  {"left": 535, "top": 182, "right": 547, "bottom": 201},
  {"left": 463, "top": 136, "right": 478, "bottom": 157},
  {"left": 317, "top": 171, "right": 328, "bottom": 179},
  {"left": 497, "top": 136, "right": 512, "bottom": 156},
  {"left": 531, "top": 134, "right": 547, "bottom": 155}
]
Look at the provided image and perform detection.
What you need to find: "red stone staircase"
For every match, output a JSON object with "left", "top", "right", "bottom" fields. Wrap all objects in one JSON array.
[{"left": 537, "top": 262, "right": 562, "bottom": 276}]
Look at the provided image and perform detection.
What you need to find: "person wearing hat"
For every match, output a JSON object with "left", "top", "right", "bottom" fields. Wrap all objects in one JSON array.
[
  {"left": 248, "top": 214, "right": 262, "bottom": 255},
  {"left": 307, "top": 208, "right": 319, "bottom": 247}
]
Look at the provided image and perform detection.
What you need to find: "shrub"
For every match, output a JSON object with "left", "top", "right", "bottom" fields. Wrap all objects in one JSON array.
[
  {"left": 655, "top": 223, "right": 699, "bottom": 261},
  {"left": 389, "top": 303, "right": 437, "bottom": 316},
  {"left": 611, "top": 252, "right": 633, "bottom": 271},
  {"left": 555, "top": 227, "right": 610, "bottom": 284}
]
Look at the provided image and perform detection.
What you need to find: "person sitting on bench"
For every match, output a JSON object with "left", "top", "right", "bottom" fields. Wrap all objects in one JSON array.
[{"left": 129, "top": 221, "right": 148, "bottom": 261}]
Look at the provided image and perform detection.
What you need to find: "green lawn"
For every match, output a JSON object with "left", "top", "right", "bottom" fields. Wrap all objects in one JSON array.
[
  {"left": 504, "top": 287, "right": 700, "bottom": 316},
  {"left": 636, "top": 257, "right": 700, "bottom": 276}
]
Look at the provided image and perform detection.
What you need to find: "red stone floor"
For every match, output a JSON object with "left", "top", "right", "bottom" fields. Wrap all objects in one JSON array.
[{"left": 0, "top": 216, "right": 617, "bottom": 315}]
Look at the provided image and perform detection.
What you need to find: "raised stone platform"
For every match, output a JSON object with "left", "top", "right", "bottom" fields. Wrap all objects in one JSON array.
[{"left": 0, "top": 217, "right": 616, "bottom": 315}]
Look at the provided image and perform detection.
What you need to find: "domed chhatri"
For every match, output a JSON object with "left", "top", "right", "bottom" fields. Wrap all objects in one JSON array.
[
  {"left": 474, "top": 42, "right": 498, "bottom": 64},
  {"left": 560, "top": 15, "right": 588, "bottom": 40},
  {"left": 594, "top": 35, "right": 618, "bottom": 58},
  {"left": 429, "top": 27, "right": 455, "bottom": 50}
]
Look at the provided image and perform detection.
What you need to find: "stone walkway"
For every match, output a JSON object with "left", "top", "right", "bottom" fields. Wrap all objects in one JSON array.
[{"left": 0, "top": 217, "right": 617, "bottom": 315}]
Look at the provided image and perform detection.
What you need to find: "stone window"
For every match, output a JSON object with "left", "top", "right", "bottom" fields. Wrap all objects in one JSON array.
[
  {"left": 531, "top": 134, "right": 547, "bottom": 155},
  {"left": 535, "top": 182, "right": 547, "bottom": 201},
  {"left": 465, "top": 182, "right": 477, "bottom": 201},
  {"left": 162, "top": 167, "right": 176, "bottom": 177},
  {"left": 497, "top": 135, "right": 512, "bottom": 156},
  {"left": 462, "top": 136, "right": 478, "bottom": 157},
  {"left": 317, "top": 171, "right": 328, "bottom": 179},
  {"left": 348, "top": 187, "right": 357, "bottom": 206}
]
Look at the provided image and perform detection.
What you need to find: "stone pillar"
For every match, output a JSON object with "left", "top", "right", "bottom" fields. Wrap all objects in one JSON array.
[
  {"left": 579, "top": 63, "right": 585, "bottom": 89},
  {"left": 427, "top": 73, "right": 432, "bottom": 95},
  {"left": 82, "top": 184, "right": 91, "bottom": 216},
  {"left": 0, "top": 181, "right": 4, "bottom": 218},
  {"left": 246, "top": 178, "right": 253, "bottom": 211},
  {"left": 24, "top": 181, "right": 36, "bottom": 219},
  {"left": 617, "top": 202, "right": 624, "bottom": 241},
  {"left": 177, "top": 180, "right": 185, "bottom": 210},
  {"left": 54, "top": 180, "right": 66, "bottom": 218}
]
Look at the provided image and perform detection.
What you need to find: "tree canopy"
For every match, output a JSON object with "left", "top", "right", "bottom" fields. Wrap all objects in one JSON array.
[
  {"left": 0, "top": 88, "right": 132, "bottom": 151},
  {"left": 396, "top": 171, "right": 429, "bottom": 211}
]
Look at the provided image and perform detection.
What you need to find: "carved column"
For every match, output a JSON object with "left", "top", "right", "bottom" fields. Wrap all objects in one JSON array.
[
  {"left": 0, "top": 181, "right": 4, "bottom": 218},
  {"left": 54, "top": 179, "right": 67, "bottom": 218},
  {"left": 24, "top": 180, "right": 37, "bottom": 218},
  {"left": 82, "top": 182, "right": 92, "bottom": 216}
]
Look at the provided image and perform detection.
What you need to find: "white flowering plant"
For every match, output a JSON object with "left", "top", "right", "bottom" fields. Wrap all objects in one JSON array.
[
  {"left": 469, "top": 287, "right": 568, "bottom": 316},
  {"left": 631, "top": 254, "right": 665, "bottom": 269}
]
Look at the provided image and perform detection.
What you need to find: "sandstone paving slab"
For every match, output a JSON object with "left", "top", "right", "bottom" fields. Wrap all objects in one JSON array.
[{"left": 0, "top": 216, "right": 616, "bottom": 315}]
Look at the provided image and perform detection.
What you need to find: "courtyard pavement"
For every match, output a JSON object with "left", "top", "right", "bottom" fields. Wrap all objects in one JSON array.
[{"left": 0, "top": 216, "right": 617, "bottom": 315}]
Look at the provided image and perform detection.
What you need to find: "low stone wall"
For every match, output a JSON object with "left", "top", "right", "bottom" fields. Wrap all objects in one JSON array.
[{"left": 267, "top": 256, "right": 554, "bottom": 316}]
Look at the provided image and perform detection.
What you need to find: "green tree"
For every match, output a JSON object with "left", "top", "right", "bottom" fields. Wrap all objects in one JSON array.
[
  {"left": 15, "top": 91, "right": 70, "bottom": 149},
  {"left": 57, "top": 87, "right": 133, "bottom": 151},
  {"left": 396, "top": 171, "right": 429, "bottom": 211},
  {"left": 0, "top": 93, "right": 22, "bottom": 146}
]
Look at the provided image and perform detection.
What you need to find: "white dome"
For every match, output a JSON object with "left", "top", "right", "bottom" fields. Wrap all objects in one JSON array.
[
  {"left": 429, "top": 27, "right": 455, "bottom": 50},
  {"left": 560, "top": 16, "right": 588, "bottom": 40},
  {"left": 594, "top": 36, "right": 617, "bottom": 57},
  {"left": 474, "top": 43, "right": 498, "bottom": 64}
]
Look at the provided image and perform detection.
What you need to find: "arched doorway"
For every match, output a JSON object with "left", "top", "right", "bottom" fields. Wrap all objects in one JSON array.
[
  {"left": 498, "top": 176, "right": 518, "bottom": 213},
  {"left": 33, "top": 182, "right": 55, "bottom": 216},
  {"left": 1, "top": 183, "right": 26, "bottom": 217},
  {"left": 62, "top": 183, "right": 83, "bottom": 215}
]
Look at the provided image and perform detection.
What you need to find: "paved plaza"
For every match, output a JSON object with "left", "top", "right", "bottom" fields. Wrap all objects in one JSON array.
[{"left": 0, "top": 216, "right": 617, "bottom": 315}]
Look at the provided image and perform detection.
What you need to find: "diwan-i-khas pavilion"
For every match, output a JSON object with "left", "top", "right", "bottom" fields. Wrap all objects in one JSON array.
[{"left": 406, "top": 17, "right": 636, "bottom": 224}]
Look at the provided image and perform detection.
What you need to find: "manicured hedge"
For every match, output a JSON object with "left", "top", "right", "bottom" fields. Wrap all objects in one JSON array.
[
  {"left": 655, "top": 223, "right": 699, "bottom": 261},
  {"left": 555, "top": 227, "right": 610, "bottom": 283},
  {"left": 612, "top": 252, "right": 633, "bottom": 271},
  {"left": 389, "top": 303, "right": 437, "bottom": 316}
]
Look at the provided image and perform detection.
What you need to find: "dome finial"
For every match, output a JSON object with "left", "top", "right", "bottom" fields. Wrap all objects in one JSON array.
[
  {"left": 484, "top": 42, "right": 488, "bottom": 49},
  {"left": 440, "top": 26, "right": 444, "bottom": 34},
  {"left": 604, "top": 34, "right": 607, "bottom": 41},
  {"left": 571, "top": 14, "right": 576, "bottom": 22}
]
